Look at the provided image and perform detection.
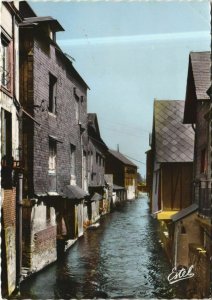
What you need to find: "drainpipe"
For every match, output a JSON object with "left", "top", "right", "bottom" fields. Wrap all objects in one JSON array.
[
  {"left": 16, "top": 173, "right": 23, "bottom": 290},
  {"left": 174, "top": 224, "right": 179, "bottom": 269},
  {"left": 12, "top": 12, "right": 23, "bottom": 292}
]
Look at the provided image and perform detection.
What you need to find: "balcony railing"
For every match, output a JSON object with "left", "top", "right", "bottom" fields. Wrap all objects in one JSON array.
[{"left": 196, "top": 180, "right": 211, "bottom": 218}]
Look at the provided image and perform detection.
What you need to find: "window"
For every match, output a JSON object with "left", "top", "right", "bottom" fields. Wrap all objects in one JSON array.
[
  {"left": 74, "top": 87, "right": 80, "bottom": 123},
  {"left": 200, "top": 148, "right": 206, "bottom": 174},
  {"left": 70, "top": 144, "right": 76, "bottom": 176},
  {"left": 75, "top": 98, "right": 79, "bottom": 122},
  {"left": 1, "top": 109, "right": 12, "bottom": 188},
  {"left": 1, "top": 36, "right": 10, "bottom": 88},
  {"left": 1, "top": 109, "right": 12, "bottom": 159},
  {"left": 49, "top": 139, "right": 56, "bottom": 173},
  {"left": 49, "top": 73, "right": 57, "bottom": 114},
  {"left": 90, "top": 151, "right": 93, "bottom": 170}
]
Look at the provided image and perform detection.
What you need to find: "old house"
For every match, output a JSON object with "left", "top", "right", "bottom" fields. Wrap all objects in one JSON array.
[
  {"left": 105, "top": 149, "right": 137, "bottom": 200},
  {"left": 19, "top": 2, "right": 89, "bottom": 277},
  {"left": 0, "top": 1, "right": 23, "bottom": 296},
  {"left": 87, "top": 113, "right": 108, "bottom": 224},
  {"left": 148, "top": 100, "right": 194, "bottom": 259},
  {"left": 145, "top": 148, "right": 153, "bottom": 207},
  {"left": 182, "top": 51, "right": 211, "bottom": 298}
]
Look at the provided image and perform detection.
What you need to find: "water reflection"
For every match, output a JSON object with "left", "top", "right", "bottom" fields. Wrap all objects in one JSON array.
[{"left": 20, "top": 197, "right": 183, "bottom": 299}]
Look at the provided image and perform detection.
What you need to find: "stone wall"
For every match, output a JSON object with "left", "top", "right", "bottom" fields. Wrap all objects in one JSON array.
[
  {"left": 22, "top": 202, "right": 57, "bottom": 274},
  {"left": 20, "top": 28, "right": 88, "bottom": 197}
]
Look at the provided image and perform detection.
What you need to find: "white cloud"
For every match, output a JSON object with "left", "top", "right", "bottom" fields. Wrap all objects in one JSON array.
[{"left": 58, "top": 31, "right": 209, "bottom": 47}]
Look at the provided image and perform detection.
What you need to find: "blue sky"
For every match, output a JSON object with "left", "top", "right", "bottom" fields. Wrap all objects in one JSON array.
[{"left": 30, "top": 1, "right": 211, "bottom": 176}]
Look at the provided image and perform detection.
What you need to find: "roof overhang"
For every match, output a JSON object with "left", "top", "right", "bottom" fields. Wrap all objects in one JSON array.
[
  {"left": 21, "top": 16, "right": 64, "bottom": 32},
  {"left": 61, "top": 185, "right": 88, "bottom": 200},
  {"left": 171, "top": 203, "right": 198, "bottom": 222},
  {"left": 157, "top": 210, "right": 179, "bottom": 220}
]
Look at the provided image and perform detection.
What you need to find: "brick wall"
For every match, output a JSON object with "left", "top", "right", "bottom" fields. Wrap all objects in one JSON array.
[
  {"left": 31, "top": 225, "right": 57, "bottom": 273},
  {"left": 195, "top": 101, "right": 209, "bottom": 183},
  {"left": 1, "top": 188, "right": 16, "bottom": 296},
  {"left": 20, "top": 28, "right": 88, "bottom": 196},
  {"left": 88, "top": 139, "right": 105, "bottom": 187},
  {"left": 22, "top": 203, "right": 57, "bottom": 272}
]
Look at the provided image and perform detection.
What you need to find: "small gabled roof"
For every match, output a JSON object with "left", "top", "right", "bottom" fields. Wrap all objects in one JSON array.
[
  {"left": 88, "top": 113, "right": 108, "bottom": 149},
  {"left": 171, "top": 203, "right": 198, "bottom": 222},
  {"left": 21, "top": 16, "right": 64, "bottom": 32},
  {"left": 190, "top": 52, "right": 211, "bottom": 101},
  {"left": 88, "top": 113, "right": 100, "bottom": 134},
  {"left": 108, "top": 149, "right": 137, "bottom": 167},
  {"left": 154, "top": 100, "right": 194, "bottom": 163},
  {"left": 61, "top": 185, "right": 88, "bottom": 200},
  {"left": 184, "top": 51, "right": 211, "bottom": 124}
]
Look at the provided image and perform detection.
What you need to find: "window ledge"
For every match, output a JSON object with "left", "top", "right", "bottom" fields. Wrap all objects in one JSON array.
[
  {"left": 48, "top": 171, "right": 56, "bottom": 175},
  {"left": 48, "top": 112, "right": 57, "bottom": 118}
]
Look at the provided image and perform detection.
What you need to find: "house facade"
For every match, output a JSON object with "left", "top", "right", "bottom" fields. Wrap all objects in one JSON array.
[
  {"left": 105, "top": 149, "right": 137, "bottom": 200},
  {"left": 0, "top": 1, "right": 23, "bottom": 296},
  {"left": 183, "top": 51, "right": 211, "bottom": 298},
  {"left": 147, "top": 100, "right": 195, "bottom": 260},
  {"left": 19, "top": 5, "right": 89, "bottom": 277},
  {"left": 87, "top": 113, "right": 109, "bottom": 223}
]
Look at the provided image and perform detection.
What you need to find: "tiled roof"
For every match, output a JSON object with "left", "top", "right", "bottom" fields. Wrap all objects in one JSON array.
[
  {"left": 88, "top": 113, "right": 108, "bottom": 149},
  {"left": 61, "top": 185, "right": 88, "bottom": 200},
  {"left": 109, "top": 149, "right": 137, "bottom": 167},
  {"left": 154, "top": 100, "right": 194, "bottom": 163},
  {"left": 190, "top": 52, "right": 211, "bottom": 100},
  {"left": 171, "top": 203, "right": 198, "bottom": 222}
]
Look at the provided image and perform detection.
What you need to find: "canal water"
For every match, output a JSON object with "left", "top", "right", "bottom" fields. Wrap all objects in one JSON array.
[{"left": 20, "top": 196, "right": 184, "bottom": 299}]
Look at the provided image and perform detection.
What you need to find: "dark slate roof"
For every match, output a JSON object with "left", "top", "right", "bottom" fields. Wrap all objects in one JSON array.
[
  {"left": 109, "top": 149, "right": 137, "bottom": 167},
  {"left": 21, "top": 16, "right": 64, "bottom": 32},
  {"left": 88, "top": 113, "right": 108, "bottom": 149},
  {"left": 171, "top": 203, "right": 198, "bottom": 222},
  {"left": 154, "top": 100, "right": 194, "bottom": 162},
  {"left": 61, "top": 185, "right": 88, "bottom": 200},
  {"left": 190, "top": 52, "right": 211, "bottom": 100},
  {"left": 88, "top": 113, "right": 96, "bottom": 124}
]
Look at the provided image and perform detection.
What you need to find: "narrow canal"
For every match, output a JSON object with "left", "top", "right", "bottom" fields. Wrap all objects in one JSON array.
[{"left": 20, "top": 196, "right": 183, "bottom": 299}]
